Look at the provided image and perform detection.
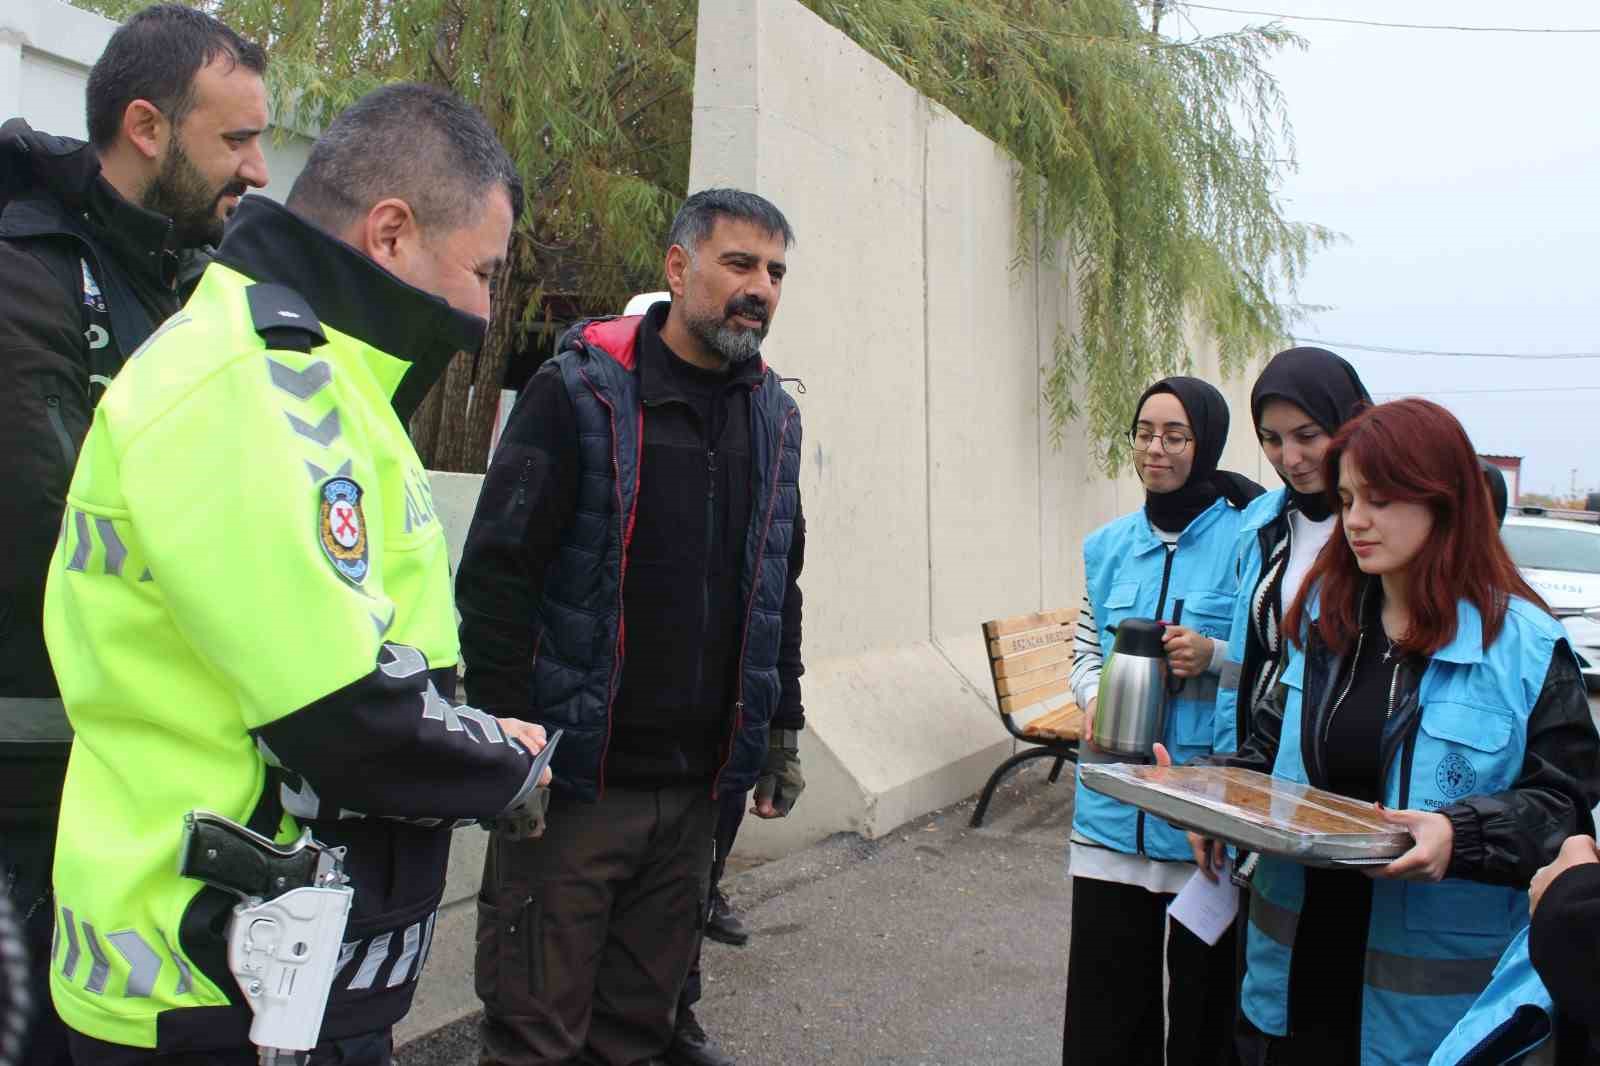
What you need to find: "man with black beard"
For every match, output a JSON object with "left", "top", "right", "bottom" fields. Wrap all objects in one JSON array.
[
  {"left": 0, "top": 7, "right": 266, "bottom": 1063},
  {"left": 458, "top": 188, "right": 808, "bottom": 1066}
]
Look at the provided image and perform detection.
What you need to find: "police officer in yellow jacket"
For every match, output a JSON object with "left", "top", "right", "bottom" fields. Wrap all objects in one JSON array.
[{"left": 42, "top": 83, "right": 546, "bottom": 1065}]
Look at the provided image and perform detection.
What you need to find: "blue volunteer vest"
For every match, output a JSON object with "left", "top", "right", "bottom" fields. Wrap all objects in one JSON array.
[
  {"left": 1429, "top": 928, "right": 1555, "bottom": 1066},
  {"left": 1072, "top": 496, "right": 1246, "bottom": 860},
  {"left": 1243, "top": 596, "right": 1567, "bottom": 1066},
  {"left": 1212, "top": 488, "right": 1288, "bottom": 754}
]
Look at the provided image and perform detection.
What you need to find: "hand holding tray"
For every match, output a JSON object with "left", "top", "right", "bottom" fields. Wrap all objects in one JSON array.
[{"left": 1079, "top": 763, "right": 1412, "bottom": 867}]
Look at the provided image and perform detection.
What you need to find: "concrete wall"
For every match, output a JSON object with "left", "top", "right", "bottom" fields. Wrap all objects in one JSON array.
[
  {"left": 1, "top": 0, "right": 312, "bottom": 201},
  {"left": 7, "top": 0, "right": 1273, "bottom": 1043},
  {"left": 689, "top": 0, "right": 1268, "bottom": 859},
  {"left": 403, "top": 6, "right": 1273, "bottom": 1027}
]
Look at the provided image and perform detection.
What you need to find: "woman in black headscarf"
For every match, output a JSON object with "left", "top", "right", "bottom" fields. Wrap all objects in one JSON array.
[
  {"left": 1191, "top": 346, "right": 1368, "bottom": 1065},
  {"left": 1063, "top": 376, "right": 1262, "bottom": 1066},
  {"left": 1211, "top": 346, "right": 1372, "bottom": 757}
]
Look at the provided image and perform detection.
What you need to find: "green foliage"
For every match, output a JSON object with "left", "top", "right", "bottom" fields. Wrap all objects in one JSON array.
[
  {"left": 70, "top": 0, "right": 1324, "bottom": 472},
  {"left": 799, "top": 0, "right": 1331, "bottom": 469},
  {"left": 74, "top": 0, "right": 697, "bottom": 470}
]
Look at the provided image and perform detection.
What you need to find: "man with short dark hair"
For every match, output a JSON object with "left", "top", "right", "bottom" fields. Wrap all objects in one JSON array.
[
  {"left": 459, "top": 187, "right": 809, "bottom": 1066},
  {"left": 42, "top": 82, "right": 547, "bottom": 1066},
  {"left": 0, "top": 7, "right": 267, "bottom": 1062}
]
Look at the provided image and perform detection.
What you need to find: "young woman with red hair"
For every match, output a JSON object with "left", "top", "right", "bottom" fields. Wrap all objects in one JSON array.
[{"left": 1171, "top": 398, "right": 1600, "bottom": 1066}]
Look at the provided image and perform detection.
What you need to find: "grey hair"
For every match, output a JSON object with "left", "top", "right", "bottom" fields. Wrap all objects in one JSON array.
[
  {"left": 667, "top": 188, "right": 795, "bottom": 255},
  {"left": 286, "top": 83, "right": 523, "bottom": 235}
]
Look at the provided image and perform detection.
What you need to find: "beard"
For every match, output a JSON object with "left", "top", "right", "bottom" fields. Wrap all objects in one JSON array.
[
  {"left": 684, "top": 294, "right": 770, "bottom": 366},
  {"left": 142, "top": 135, "right": 245, "bottom": 248}
]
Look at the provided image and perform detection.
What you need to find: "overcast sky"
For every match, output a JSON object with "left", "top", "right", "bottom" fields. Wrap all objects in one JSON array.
[{"left": 1179, "top": 1, "right": 1600, "bottom": 496}]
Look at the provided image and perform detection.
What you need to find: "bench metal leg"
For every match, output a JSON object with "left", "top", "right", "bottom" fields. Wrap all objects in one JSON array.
[
  {"left": 1047, "top": 756, "right": 1067, "bottom": 784},
  {"left": 970, "top": 747, "right": 1069, "bottom": 828}
]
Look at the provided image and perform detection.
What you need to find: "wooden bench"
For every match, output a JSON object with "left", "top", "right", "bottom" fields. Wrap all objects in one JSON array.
[{"left": 969, "top": 607, "right": 1084, "bottom": 827}]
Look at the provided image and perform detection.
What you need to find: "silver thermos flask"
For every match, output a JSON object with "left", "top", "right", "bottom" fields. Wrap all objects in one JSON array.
[{"left": 1090, "top": 617, "right": 1169, "bottom": 758}]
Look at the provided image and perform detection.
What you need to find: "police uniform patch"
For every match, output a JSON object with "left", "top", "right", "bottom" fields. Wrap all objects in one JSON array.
[
  {"left": 81, "top": 259, "right": 106, "bottom": 313},
  {"left": 1435, "top": 752, "right": 1477, "bottom": 799},
  {"left": 318, "top": 477, "right": 369, "bottom": 585}
]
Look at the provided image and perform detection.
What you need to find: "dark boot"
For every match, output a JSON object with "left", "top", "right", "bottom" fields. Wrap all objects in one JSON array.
[
  {"left": 704, "top": 889, "right": 748, "bottom": 947},
  {"left": 666, "top": 1008, "right": 737, "bottom": 1066}
]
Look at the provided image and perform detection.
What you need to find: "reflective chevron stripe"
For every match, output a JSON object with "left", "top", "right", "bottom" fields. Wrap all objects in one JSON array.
[
  {"left": 267, "top": 358, "right": 332, "bottom": 400},
  {"left": 107, "top": 930, "right": 161, "bottom": 998}
]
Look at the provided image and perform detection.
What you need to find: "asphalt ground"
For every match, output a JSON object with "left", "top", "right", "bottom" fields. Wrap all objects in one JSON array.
[
  {"left": 397, "top": 755, "right": 1079, "bottom": 1066},
  {"left": 399, "top": 694, "right": 1600, "bottom": 1066}
]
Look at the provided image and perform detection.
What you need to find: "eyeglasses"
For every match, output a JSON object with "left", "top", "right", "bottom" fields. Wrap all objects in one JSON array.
[{"left": 1130, "top": 428, "right": 1194, "bottom": 454}]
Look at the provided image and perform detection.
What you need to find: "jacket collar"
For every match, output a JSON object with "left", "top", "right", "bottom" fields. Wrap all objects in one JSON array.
[
  {"left": 1306, "top": 582, "right": 1486, "bottom": 666},
  {"left": 637, "top": 301, "right": 763, "bottom": 403},
  {"left": 1133, "top": 495, "right": 1230, "bottom": 554},
  {"left": 1432, "top": 601, "right": 1486, "bottom": 665},
  {"left": 1, "top": 118, "right": 181, "bottom": 289},
  {"left": 1241, "top": 487, "right": 1290, "bottom": 535},
  {"left": 572, "top": 301, "right": 768, "bottom": 393},
  {"left": 213, "top": 196, "right": 486, "bottom": 414}
]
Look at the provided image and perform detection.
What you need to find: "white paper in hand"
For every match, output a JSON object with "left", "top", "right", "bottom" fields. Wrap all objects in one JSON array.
[{"left": 1168, "top": 862, "right": 1239, "bottom": 946}]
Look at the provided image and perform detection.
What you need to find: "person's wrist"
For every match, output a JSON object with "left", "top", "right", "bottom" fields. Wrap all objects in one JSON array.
[{"left": 1438, "top": 806, "right": 1472, "bottom": 878}]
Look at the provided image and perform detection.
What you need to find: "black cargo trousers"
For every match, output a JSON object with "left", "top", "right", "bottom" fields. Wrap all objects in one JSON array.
[{"left": 477, "top": 785, "right": 714, "bottom": 1066}]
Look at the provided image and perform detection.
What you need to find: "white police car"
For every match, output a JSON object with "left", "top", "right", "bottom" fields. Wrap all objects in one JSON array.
[{"left": 1502, "top": 511, "right": 1600, "bottom": 691}]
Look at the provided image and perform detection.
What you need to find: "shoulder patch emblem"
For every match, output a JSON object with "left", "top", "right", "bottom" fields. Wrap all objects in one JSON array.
[
  {"left": 80, "top": 259, "right": 106, "bottom": 312},
  {"left": 318, "top": 477, "right": 369, "bottom": 585}
]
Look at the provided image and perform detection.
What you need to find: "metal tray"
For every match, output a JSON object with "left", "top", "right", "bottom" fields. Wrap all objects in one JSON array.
[{"left": 1079, "top": 764, "right": 1412, "bottom": 868}]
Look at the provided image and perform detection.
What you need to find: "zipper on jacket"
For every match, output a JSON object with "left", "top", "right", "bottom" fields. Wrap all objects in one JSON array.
[
  {"left": 44, "top": 395, "right": 77, "bottom": 468},
  {"left": 1153, "top": 544, "right": 1177, "bottom": 621},
  {"left": 1377, "top": 663, "right": 1422, "bottom": 806},
  {"left": 577, "top": 367, "right": 634, "bottom": 799},
  {"left": 716, "top": 404, "right": 794, "bottom": 797},
  {"left": 1369, "top": 661, "right": 1404, "bottom": 803},
  {"left": 1320, "top": 628, "right": 1367, "bottom": 747},
  {"left": 691, "top": 448, "right": 718, "bottom": 708}
]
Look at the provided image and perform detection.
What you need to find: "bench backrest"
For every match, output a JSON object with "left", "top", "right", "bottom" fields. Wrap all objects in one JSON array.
[{"left": 981, "top": 608, "right": 1077, "bottom": 716}]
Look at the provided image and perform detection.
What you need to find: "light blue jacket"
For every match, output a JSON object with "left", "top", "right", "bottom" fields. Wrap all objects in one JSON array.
[
  {"left": 1213, "top": 488, "right": 1289, "bottom": 754},
  {"left": 1243, "top": 596, "right": 1568, "bottom": 1066},
  {"left": 1429, "top": 928, "right": 1555, "bottom": 1066},
  {"left": 1072, "top": 496, "right": 1247, "bottom": 861}
]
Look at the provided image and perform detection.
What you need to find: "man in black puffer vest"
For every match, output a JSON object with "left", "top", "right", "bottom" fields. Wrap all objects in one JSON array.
[
  {"left": 0, "top": 9, "right": 267, "bottom": 1063},
  {"left": 458, "top": 189, "right": 806, "bottom": 1066}
]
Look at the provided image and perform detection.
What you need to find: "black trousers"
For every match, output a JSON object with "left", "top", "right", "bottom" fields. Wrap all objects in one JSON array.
[
  {"left": 679, "top": 786, "right": 749, "bottom": 1011},
  {"left": 66, "top": 1028, "right": 392, "bottom": 1065},
  {"left": 477, "top": 785, "right": 715, "bottom": 1066},
  {"left": 1234, "top": 868, "right": 1371, "bottom": 1066},
  {"left": 1063, "top": 875, "right": 1238, "bottom": 1066},
  {"left": 3, "top": 810, "right": 73, "bottom": 1066}
]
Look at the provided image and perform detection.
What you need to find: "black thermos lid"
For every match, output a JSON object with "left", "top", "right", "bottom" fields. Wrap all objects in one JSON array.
[{"left": 1111, "top": 617, "right": 1166, "bottom": 658}]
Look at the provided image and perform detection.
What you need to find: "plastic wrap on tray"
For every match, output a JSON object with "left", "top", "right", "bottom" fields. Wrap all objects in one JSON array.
[{"left": 1079, "top": 764, "right": 1412, "bottom": 867}]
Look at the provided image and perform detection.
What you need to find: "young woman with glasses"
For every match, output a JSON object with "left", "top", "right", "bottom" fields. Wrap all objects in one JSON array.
[
  {"left": 1170, "top": 399, "right": 1600, "bottom": 1066},
  {"left": 1063, "top": 376, "right": 1263, "bottom": 1066}
]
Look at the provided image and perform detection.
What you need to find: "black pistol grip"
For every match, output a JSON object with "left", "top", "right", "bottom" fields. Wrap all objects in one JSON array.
[{"left": 179, "top": 812, "right": 319, "bottom": 899}]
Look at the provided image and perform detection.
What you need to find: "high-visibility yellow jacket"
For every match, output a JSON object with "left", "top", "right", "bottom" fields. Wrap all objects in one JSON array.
[{"left": 43, "top": 196, "right": 537, "bottom": 1051}]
